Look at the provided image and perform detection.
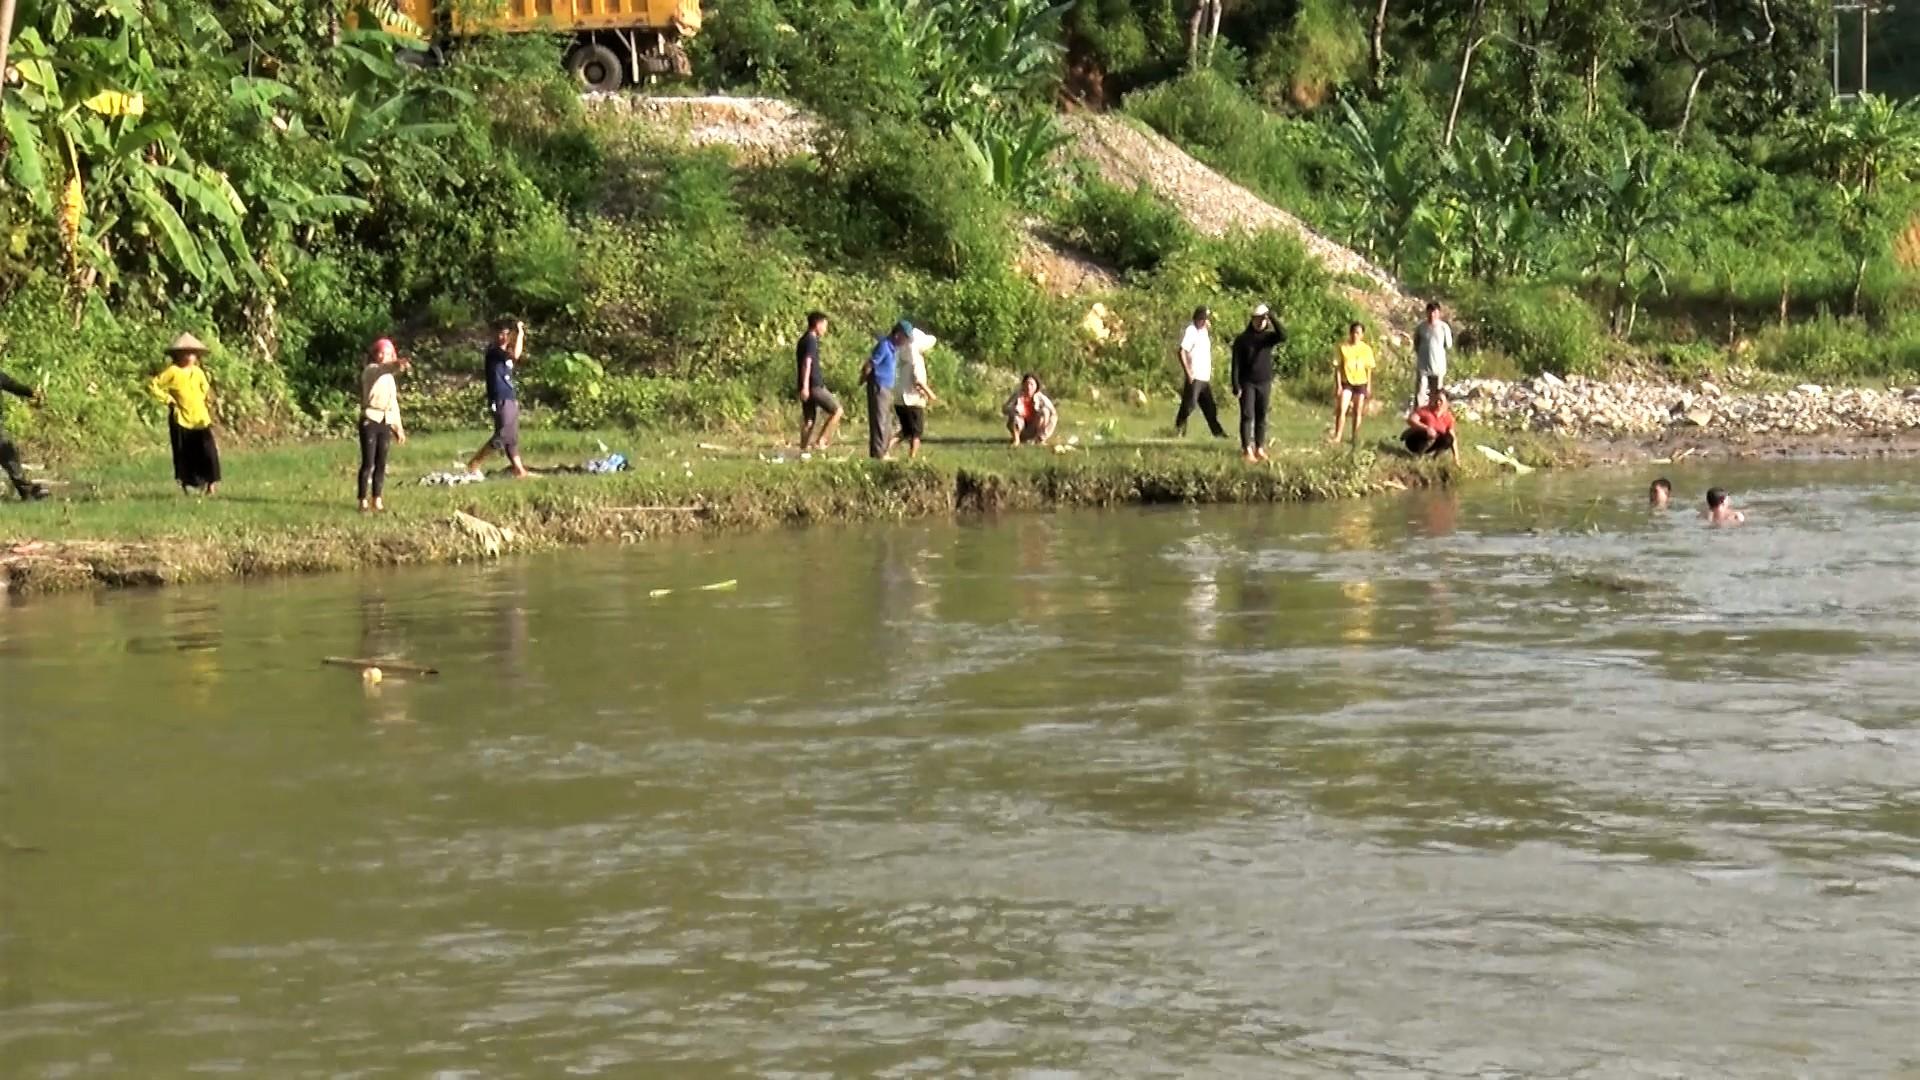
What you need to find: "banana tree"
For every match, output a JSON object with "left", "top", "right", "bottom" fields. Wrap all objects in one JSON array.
[
  {"left": 1451, "top": 132, "right": 1550, "bottom": 281},
  {"left": 1576, "top": 141, "right": 1685, "bottom": 338},
  {"left": 0, "top": 11, "right": 264, "bottom": 295},
  {"left": 1792, "top": 94, "right": 1920, "bottom": 314},
  {"left": 0, "top": 0, "right": 446, "bottom": 306},
  {"left": 1332, "top": 95, "right": 1431, "bottom": 275},
  {"left": 953, "top": 110, "right": 1069, "bottom": 202}
]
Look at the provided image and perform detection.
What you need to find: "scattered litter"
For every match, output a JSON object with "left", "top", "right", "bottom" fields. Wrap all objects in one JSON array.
[
  {"left": 697, "top": 443, "right": 728, "bottom": 452},
  {"left": 362, "top": 666, "right": 383, "bottom": 685},
  {"left": 1475, "top": 445, "right": 1535, "bottom": 475},
  {"left": 452, "top": 511, "right": 516, "bottom": 556},
  {"left": 584, "top": 453, "right": 628, "bottom": 474},
  {"left": 1051, "top": 443, "right": 1078, "bottom": 455},
  {"left": 1380, "top": 478, "right": 1408, "bottom": 491},
  {"left": 648, "top": 578, "right": 738, "bottom": 599},
  {"left": 421, "top": 470, "right": 485, "bottom": 487}
]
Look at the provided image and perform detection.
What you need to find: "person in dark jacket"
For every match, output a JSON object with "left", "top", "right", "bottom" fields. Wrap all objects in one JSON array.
[
  {"left": 1230, "top": 303, "right": 1287, "bottom": 463},
  {"left": 0, "top": 367, "right": 49, "bottom": 501}
]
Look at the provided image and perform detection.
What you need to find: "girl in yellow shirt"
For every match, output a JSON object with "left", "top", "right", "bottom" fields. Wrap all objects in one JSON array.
[
  {"left": 148, "top": 332, "right": 221, "bottom": 494},
  {"left": 1330, "top": 322, "right": 1376, "bottom": 448}
]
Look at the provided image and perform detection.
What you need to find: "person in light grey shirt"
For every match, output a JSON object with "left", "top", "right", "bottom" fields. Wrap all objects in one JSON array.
[{"left": 1413, "top": 301, "right": 1453, "bottom": 406}]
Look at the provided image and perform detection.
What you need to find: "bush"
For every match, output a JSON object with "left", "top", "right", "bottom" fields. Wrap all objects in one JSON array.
[
  {"left": 565, "top": 375, "right": 761, "bottom": 431},
  {"left": 1125, "top": 72, "right": 1341, "bottom": 224},
  {"left": 1056, "top": 177, "right": 1192, "bottom": 275},
  {"left": 0, "top": 278, "right": 295, "bottom": 457},
  {"left": 573, "top": 149, "right": 806, "bottom": 379},
  {"left": 1457, "top": 284, "right": 1609, "bottom": 377},
  {"left": 1250, "top": 0, "right": 1367, "bottom": 111},
  {"left": 494, "top": 211, "right": 586, "bottom": 318},
  {"left": 1748, "top": 313, "right": 1920, "bottom": 380},
  {"left": 826, "top": 124, "right": 1014, "bottom": 279},
  {"left": 904, "top": 269, "right": 1076, "bottom": 372}
]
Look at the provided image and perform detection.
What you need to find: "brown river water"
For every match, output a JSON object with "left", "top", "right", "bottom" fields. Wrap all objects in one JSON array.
[{"left": 4, "top": 460, "right": 1920, "bottom": 1077}]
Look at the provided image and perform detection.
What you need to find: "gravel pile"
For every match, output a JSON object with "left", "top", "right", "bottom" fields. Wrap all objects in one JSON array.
[
  {"left": 1450, "top": 373, "right": 1920, "bottom": 437},
  {"left": 1058, "top": 115, "right": 1413, "bottom": 303},
  {"left": 582, "top": 94, "right": 818, "bottom": 162}
]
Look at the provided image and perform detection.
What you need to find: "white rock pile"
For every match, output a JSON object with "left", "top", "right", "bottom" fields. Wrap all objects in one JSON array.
[{"left": 1448, "top": 373, "right": 1920, "bottom": 438}]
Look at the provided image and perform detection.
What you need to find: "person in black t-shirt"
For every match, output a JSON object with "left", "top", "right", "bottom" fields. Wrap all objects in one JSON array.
[
  {"left": 795, "top": 311, "right": 842, "bottom": 451},
  {"left": 466, "top": 318, "right": 531, "bottom": 478},
  {"left": 0, "top": 365, "right": 49, "bottom": 501}
]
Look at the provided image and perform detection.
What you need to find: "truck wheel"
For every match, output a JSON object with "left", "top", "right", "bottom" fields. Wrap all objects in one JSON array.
[{"left": 567, "top": 43, "right": 625, "bottom": 93}]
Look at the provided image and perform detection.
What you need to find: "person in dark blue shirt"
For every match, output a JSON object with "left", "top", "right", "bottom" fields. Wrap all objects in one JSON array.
[
  {"left": 795, "top": 311, "right": 842, "bottom": 451},
  {"left": 860, "top": 321, "right": 911, "bottom": 460},
  {"left": 466, "top": 318, "right": 531, "bottom": 478}
]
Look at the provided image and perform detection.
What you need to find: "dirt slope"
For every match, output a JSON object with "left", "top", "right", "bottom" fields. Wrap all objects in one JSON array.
[
  {"left": 587, "top": 96, "right": 1419, "bottom": 320},
  {"left": 1059, "top": 114, "right": 1421, "bottom": 326}
]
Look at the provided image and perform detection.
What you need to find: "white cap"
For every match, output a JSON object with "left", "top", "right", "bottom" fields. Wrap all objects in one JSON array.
[{"left": 1252, "top": 303, "right": 1270, "bottom": 316}]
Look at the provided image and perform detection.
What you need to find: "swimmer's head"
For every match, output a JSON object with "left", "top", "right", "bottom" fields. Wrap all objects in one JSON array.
[
  {"left": 1706, "top": 487, "right": 1730, "bottom": 510},
  {"left": 1650, "top": 478, "right": 1672, "bottom": 508}
]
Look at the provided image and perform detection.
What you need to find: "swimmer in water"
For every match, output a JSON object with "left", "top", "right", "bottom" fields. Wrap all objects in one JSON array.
[
  {"left": 1704, "top": 486, "right": 1745, "bottom": 526},
  {"left": 1649, "top": 477, "right": 1672, "bottom": 509}
]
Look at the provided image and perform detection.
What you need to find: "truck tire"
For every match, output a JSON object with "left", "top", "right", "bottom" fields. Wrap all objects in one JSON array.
[{"left": 567, "top": 42, "right": 625, "bottom": 93}]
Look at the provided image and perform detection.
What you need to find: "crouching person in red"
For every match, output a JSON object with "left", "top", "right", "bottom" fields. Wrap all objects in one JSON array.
[{"left": 1403, "top": 389, "right": 1458, "bottom": 464}]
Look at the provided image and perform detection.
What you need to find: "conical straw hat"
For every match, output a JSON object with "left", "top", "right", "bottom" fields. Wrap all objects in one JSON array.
[{"left": 166, "top": 332, "right": 210, "bottom": 354}]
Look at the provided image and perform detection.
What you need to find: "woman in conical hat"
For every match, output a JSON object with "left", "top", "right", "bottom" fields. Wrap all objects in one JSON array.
[{"left": 148, "top": 332, "right": 221, "bottom": 494}]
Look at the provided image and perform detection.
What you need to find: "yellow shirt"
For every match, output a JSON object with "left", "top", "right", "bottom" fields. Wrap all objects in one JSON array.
[
  {"left": 1338, "top": 341, "right": 1376, "bottom": 386},
  {"left": 149, "top": 363, "right": 213, "bottom": 430}
]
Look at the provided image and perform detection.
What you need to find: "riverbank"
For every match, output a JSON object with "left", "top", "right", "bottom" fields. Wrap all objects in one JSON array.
[
  {"left": 0, "top": 404, "right": 1538, "bottom": 596},
  {"left": 1452, "top": 373, "right": 1920, "bottom": 442}
]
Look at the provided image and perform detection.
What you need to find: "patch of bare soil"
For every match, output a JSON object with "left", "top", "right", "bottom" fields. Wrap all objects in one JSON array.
[{"left": 1017, "top": 222, "right": 1120, "bottom": 297}]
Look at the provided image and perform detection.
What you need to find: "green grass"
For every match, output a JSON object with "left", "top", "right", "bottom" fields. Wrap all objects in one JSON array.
[{"left": 0, "top": 397, "right": 1541, "bottom": 594}]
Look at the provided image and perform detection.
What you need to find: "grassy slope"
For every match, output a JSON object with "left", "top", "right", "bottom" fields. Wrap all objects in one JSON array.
[{"left": 0, "top": 399, "right": 1537, "bottom": 594}]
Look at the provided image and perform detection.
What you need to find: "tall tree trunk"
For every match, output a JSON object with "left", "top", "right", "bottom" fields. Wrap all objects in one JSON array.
[
  {"left": 1443, "top": 0, "right": 1488, "bottom": 148},
  {"left": 1851, "top": 253, "right": 1869, "bottom": 316},
  {"left": 1187, "top": 0, "right": 1206, "bottom": 67},
  {"left": 1585, "top": 53, "right": 1600, "bottom": 122},
  {"left": 1206, "top": 0, "right": 1223, "bottom": 61},
  {"left": 1675, "top": 64, "right": 1708, "bottom": 142},
  {"left": 0, "top": 0, "right": 20, "bottom": 98},
  {"left": 1370, "top": 0, "right": 1391, "bottom": 91}
]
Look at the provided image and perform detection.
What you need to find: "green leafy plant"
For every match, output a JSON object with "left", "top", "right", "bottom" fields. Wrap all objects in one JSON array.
[{"left": 1574, "top": 140, "right": 1689, "bottom": 337}]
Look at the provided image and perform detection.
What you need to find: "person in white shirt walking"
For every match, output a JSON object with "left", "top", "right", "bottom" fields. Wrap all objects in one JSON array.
[
  {"left": 888, "top": 327, "right": 940, "bottom": 460},
  {"left": 358, "top": 337, "right": 409, "bottom": 513},
  {"left": 1413, "top": 301, "right": 1453, "bottom": 406},
  {"left": 1173, "top": 306, "right": 1227, "bottom": 439}
]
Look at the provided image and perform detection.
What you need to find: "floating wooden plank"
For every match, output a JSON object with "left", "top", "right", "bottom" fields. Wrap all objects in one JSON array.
[{"left": 323, "top": 656, "right": 440, "bottom": 676}]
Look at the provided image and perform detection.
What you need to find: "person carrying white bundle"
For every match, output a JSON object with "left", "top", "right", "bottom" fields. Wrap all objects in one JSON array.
[{"left": 890, "top": 328, "right": 939, "bottom": 460}]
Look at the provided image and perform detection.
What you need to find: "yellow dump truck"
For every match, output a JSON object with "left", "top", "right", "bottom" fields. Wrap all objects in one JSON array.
[{"left": 378, "top": 1, "right": 702, "bottom": 90}]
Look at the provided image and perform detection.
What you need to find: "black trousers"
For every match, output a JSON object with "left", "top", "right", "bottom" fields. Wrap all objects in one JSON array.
[
  {"left": 1238, "top": 382, "right": 1272, "bottom": 452},
  {"left": 0, "top": 432, "right": 31, "bottom": 498},
  {"left": 1175, "top": 378, "right": 1227, "bottom": 437},
  {"left": 866, "top": 382, "right": 893, "bottom": 459},
  {"left": 358, "top": 420, "right": 394, "bottom": 500},
  {"left": 1403, "top": 429, "right": 1456, "bottom": 456}
]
